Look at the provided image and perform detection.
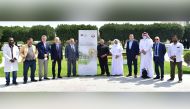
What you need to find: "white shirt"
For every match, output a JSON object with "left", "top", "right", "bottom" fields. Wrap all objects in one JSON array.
[{"left": 168, "top": 42, "right": 184, "bottom": 62}]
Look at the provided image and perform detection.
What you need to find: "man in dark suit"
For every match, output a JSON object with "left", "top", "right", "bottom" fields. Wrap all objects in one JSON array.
[
  {"left": 153, "top": 36, "right": 166, "bottom": 81},
  {"left": 51, "top": 37, "right": 63, "bottom": 79},
  {"left": 65, "top": 38, "right": 79, "bottom": 77},
  {"left": 36, "top": 35, "right": 51, "bottom": 81},
  {"left": 97, "top": 39, "right": 110, "bottom": 76},
  {"left": 126, "top": 34, "right": 139, "bottom": 78}
]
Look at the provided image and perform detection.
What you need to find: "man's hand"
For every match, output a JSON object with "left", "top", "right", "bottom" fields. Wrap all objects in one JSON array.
[
  {"left": 101, "top": 54, "right": 107, "bottom": 58},
  {"left": 170, "top": 56, "right": 176, "bottom": 60},
  {"left": 115, "top": 55, "right": 119, "bottom": 59},
  {"left": 141, "top": 50, "right": 146, "bottom": 55},
  {"left": 13, "top": 57, "right": 17, "bottom": 61},
  {"left": 135, "top": 55, "right": 138, "bottom": 59},
  {"left": 10, "top": 59, "right": 15, "bottom": 63}
]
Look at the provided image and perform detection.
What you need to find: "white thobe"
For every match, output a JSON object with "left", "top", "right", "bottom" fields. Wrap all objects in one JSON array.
[
  {"left": 110, "top": 44, "right": 123, "bottom": 75},
  {"left": 139, "top": 38, "right": 154, "bottom": 77},
  {"left": 2, "top": 44, "right": 19, "bottom": 72}
]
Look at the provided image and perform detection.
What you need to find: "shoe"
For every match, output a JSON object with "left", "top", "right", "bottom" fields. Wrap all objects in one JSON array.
[
  {"left": 13, "top": 82, "right": 18, "bottom": 85},
  {"left": 67, "top": 75, "right": 71, "bottom": 77},
  {"left": 58, "top": 76, "right": 62, "bottom": 78},
  {"left": 39, "top": 79, "right": 42, "bottom": 81},
  {"left": 167, "top": 78, "right": 174, "bottom": 81},
  {"left": 101, "top": 73, "right": 105, "bottom": 76},
  {"left": 126, "top": 74, "right": 132, "bottom": 77},
  {"left": 107, "top": 73, "right": 110, "bottom": 76},
  {"left": 23, "top": 81, "right": 27, "bottom": 84},
  {"left": 52, "top": 77, "right": 55, "bottom": 79},
  {"left": 134, "top": 75, "right": 137, "bottom": 78},
  {"left": 161, "top": 78, "right": 164, "bottom": 81},
  {"left": 153, "top": 77, "right": 160, "bottom": 79},
  {"left": 178, "top": 80, "right": 182, "bottom": 83},
  {"left": 44, "top": 78, "right": 50, "bottom": 80},
  {"left": 5, "top": 83, "right": 10, "bottom": 86},
  {"left": 31, "top": 79, "right": 37, "bottom": 82}
]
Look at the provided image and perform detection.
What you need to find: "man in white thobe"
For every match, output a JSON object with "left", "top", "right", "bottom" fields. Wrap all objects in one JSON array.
[
  {"left": 110, "top": 39, "right": 123, "bottom": 76},
  {"left": 139, "top": 32, "right": 154, "bottom": 78},
  {"left": 2, "top": 37, "right": 19, "bottom": 86}
]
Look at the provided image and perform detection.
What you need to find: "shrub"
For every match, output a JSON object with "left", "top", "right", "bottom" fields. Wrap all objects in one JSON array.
[{"left": 184, "top": 51, "right": 190, "bottom": 65}]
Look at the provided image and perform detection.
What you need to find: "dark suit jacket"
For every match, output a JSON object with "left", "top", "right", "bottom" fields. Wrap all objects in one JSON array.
[
  {"left": 97, "top": 44, "right": 110, "bottom": 60},
  {"left": 153, "top": 43, "right": 166, "bottom": 62},
  {"left": 36, "top": 41, "right": 50, "bottom": 59},
  {"left": 50, "top": 43, "right": 63, "bottom": 60},
  {"left": 65, "top": 44, "right": 79, "bottom": 60},
  {"left": 126, "top": 40, "right": 139, "bottom": 59}
]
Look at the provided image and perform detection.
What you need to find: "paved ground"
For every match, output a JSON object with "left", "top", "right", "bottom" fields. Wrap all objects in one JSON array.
[{"left": 0, "top": 74, "right": 190, "bottom": 92}]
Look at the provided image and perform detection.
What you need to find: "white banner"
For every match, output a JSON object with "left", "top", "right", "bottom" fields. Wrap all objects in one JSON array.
[{"left": 78, "top": 30, "right": 97, "bottom": 75}]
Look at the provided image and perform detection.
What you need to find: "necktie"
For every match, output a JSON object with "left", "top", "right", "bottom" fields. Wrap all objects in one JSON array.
[
  {"left": 72, "top": 45, "right": 75, "bottom": 52},
  {"left": 155, "top": 44, "right": 158, "bottom": 56}
]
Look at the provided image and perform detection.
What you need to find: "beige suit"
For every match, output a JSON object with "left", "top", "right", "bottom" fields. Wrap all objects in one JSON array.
[{"left": 19, "top": 44, "right": 38, "bottom": 62}]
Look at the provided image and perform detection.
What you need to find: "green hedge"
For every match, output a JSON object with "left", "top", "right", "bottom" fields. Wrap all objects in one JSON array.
[
  {"left": 99, "top": 23, "right": 184, "bottom": 42},
  {"left": 184, "top": 24, "right": 190, "bottom": 40},
  {"left": 184, "top": 51, "right": 190, "bottom": 65},
  {"left": 0, "top": 23, "right": 188, "bottom": 44},
  {"left": 55, "top": 24, "right": 98, "bottom": 41}
]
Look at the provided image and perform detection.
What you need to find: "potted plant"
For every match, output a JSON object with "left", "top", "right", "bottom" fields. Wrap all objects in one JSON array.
[{"left": 184, "top": 51, "right": 190, "bottom": 66}]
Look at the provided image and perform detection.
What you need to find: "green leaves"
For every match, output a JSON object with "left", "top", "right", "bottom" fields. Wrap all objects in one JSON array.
[{"left": 99, "top": 23, "right": 184, "bottom": 42}]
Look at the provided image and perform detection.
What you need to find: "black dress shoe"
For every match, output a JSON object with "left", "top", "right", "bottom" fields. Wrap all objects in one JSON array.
[
  {"left": 13, "top": 82, "right": 18, "bottom": 85},
  {"left": 23, "top": 81, "right": 27, "bottom": 84},
  {"left": 134, "top": 75, "right": 137, "bottom": 78},
  {"left": 167, "top": 78, "right": 174, "bottom": 81},
  {"left": 52, "top": 77, "right": 55, "bottom": 79},
  {"left": 106, "top": 73, "right": 110, "bottom": 76},
  {"left": 126, "top": 74, "right": 132, "bottom": 77},
  {"left": 178, "top": 80, "right": 182, "bottom": 83},
  {"left": 58, "top": 76, "right": 62, "bottom": 78},
  {"left": 31, "top": 79, "right": 37, "bottom": 82},
  {"left": 161, "top": 78, "right": 164, "bottom": 81},
  {"left": 39, "top": 79, "right": 42, "bottom": 81},
  {"left": 101, "top": 73, "right": 105, "bottom": 76},
  {"left": 5, "top": 83, "right": 10, "bottom": 86},
  {"left": 153, "top": 77, "right": 160, "bottom": 79},
  {"left": 44, "top": 78, "right": 50, "bottom": 80}
]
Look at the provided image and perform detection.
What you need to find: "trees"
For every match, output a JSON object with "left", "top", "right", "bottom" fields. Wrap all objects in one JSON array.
[
  {"left": 29, "top": 25, "right": 55, "bottom": 41},
  {"left": 184, "top": 24, "right": 190, "bottom": 40},
  {"left": 0, "top": 26, "right": 30, "bottom": 43},
  {"left": 55, "top": 24, "right": 97, "bottom": 41},
  {"left": 99, "top": 23, "right": 184, "bottom": 42}
]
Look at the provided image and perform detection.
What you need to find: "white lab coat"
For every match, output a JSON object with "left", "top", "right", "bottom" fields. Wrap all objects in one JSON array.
[
  {"left": 2, "top": 44, "right": 19, "bottom": 72},
  {"left": 139, "top": 38, "right": 154, "bottom": 78},
  {"left": 110, "top": 44, "right": 123, "bottom": 75},
  {"left": 168, "top": 42, "right": 184, "bottom": 62}
]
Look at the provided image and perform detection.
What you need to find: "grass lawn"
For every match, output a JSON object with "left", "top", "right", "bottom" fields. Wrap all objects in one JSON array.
[
  {"left": 0, "top": 56, "right": 190, "bottom": 77},
  {"left": 184, "top": 49, "right": 190, "bottom": 55}
]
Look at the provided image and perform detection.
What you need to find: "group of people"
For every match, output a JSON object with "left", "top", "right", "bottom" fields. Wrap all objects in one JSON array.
[
  {"left": 2, "top": 35, "right": 79, "bottom": 86},
  {"left": 98, "top": 32, "right": 184, "bottom": 83},
  {"left": 1, "top": 32, "right": 184, "bottom": 86}
]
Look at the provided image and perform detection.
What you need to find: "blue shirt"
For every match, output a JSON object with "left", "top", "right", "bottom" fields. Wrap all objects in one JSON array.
[
  {"left": 129, "top": 40, "right": 133, "bottom": 49},
  {"left": 154, "top": 43, "right": 160, "bottom": 56}
]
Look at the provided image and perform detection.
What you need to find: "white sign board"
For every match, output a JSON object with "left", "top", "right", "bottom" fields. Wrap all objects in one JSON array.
[{"left": 78, "top": 30, "right": 97, "bottom": 75}]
